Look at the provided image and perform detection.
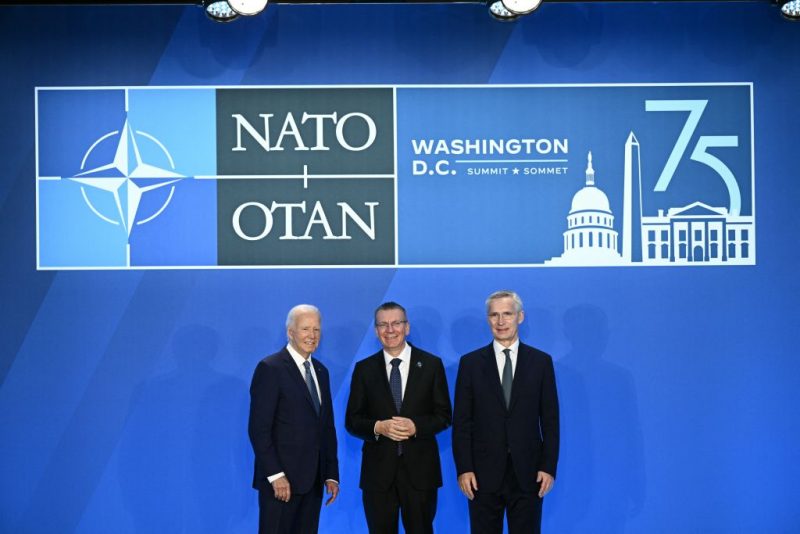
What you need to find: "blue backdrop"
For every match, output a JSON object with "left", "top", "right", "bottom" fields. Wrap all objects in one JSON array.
[{"left": 1, "top": 2, "right": 799, "bottom": 533}]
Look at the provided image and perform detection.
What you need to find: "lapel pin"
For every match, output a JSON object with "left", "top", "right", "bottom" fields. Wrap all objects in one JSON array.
[{"left": 416, "top": 361, "right": 422, "bottom": 368}]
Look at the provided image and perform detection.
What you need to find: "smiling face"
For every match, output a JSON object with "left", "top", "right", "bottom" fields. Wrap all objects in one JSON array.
[
  {"left": 487, "top": 296, "right": 524, "bottom": 347},
  {"left": 287, "top": 311, "right": 321, "bottom": 359},
  {"left": 375, "top": 307, "right": 410, "bottom": 357}
]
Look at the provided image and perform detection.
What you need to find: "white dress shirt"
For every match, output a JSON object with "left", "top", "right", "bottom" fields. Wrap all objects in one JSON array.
[
  {"left": 493, "top": 339, "right": 519, "bottom": 382},
  {"left": 383, "top": 342, "right": 412, "bottom": 399},
  {"left": 287, "top": 343, "right": 322, "bottom": 402}
]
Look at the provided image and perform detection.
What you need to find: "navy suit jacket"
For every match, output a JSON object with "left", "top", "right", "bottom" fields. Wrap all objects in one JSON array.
[
  {"left": 452, "top": 342, "right": 559, "bottom": 493},
  {"left": 248, "top": 348, "right": 339, "bottom": 494},
  {"left": 345, "top": 346, "right": 451, "bottom": 491}
]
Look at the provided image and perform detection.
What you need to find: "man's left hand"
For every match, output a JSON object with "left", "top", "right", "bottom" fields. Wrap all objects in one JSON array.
[
  {"left": 325, "top": 480, "right": 339, "bottom": 506},
  {"left": 537, "top": 471, "right": 554, "bottom": 498},
  {"left": 392, "top": 416, "right": 416, "bottom": 437}
]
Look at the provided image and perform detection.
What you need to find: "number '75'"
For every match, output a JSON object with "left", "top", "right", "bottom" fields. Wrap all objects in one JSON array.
[{"left": 645, "top": 100, "right": 741, "bottom": 216}]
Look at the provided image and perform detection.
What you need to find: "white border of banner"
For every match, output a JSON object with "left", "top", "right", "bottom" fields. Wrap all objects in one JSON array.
[{"left": 35, "top": 83, "right": 755, "bottom": 271}]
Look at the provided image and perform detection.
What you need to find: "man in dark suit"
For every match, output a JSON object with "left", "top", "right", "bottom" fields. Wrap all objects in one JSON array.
[
  {"left": 453, "top": 290, "right": 560, "bottom": 534},
  {"left": 346, "top": 302, "right": 452, "bottom": 534},
  {"left": 248, "top": 304, "right": 340, "bottom": 534}
]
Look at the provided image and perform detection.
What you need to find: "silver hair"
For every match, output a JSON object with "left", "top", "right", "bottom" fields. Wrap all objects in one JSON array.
[
  {"left": 285, "top": 304, "right": 321, "bottom": 330},
  {"left": 485, "top": 290, "right": 524, "bottom": 313}
]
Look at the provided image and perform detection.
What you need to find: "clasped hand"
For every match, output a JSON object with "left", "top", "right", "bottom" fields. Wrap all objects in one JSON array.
[{"left": 376, "top": 416, "right": 416, "bottom": 441}]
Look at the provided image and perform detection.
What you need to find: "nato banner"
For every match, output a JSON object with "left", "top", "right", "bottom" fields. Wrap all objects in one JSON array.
[{"left": 36, "top": 84, "right": 754, "bottom": 269}]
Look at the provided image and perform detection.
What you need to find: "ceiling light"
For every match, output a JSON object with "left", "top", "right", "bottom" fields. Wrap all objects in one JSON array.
[
  {"left": 203, "top": 0, "right": 239, "bottom": 22},
  {"left": 501, "top": 0, "right": 543, "bottom": 16},
  {"left": 779, "top": 0, "right": 800, "bottom": 20},
  {"left": 227, "top": 0, "right": 270, "bottom": 16},
  {"left": 488, "top": 0, "right": 520, "bottom": 21}
]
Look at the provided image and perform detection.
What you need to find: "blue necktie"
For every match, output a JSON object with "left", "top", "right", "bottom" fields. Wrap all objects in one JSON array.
[
  {"left": 389, "top": 358, "right": 403, "bottom": 455},
  {"left": 502, "top": 348, "right": 513, "bottom": 409},
  {"left": 304, "top": 360, "right": 321, "bottom": 416}
]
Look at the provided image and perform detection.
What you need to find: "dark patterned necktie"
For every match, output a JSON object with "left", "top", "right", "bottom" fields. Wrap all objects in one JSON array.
[
  {"left": 390, "top": 358, "right": 402, "bottom": 412},
  {"left": 389, "top": 358, "right": 403, "bottom": 455}
]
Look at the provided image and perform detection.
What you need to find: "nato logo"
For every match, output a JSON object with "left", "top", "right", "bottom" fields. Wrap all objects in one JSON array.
[
  {"left": 37, "top": 88, "right": 218, "bottom": 269},
  {"left": 36, "top": 86, "right": 395, "bottom": 269},
  {"left": 70, "top": 118, "right": 183, "bottom": 237}
]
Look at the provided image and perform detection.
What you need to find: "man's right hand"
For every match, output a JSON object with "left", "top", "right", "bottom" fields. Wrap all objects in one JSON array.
[
  {"left": 458, "top": 472, "right": 478, "bottom": 500},
  {"left": 271, "top": 475, "right": 291, "bottom": 502},
  {"left": 375, "top": 419, "right": 411, "bottom": 441}
]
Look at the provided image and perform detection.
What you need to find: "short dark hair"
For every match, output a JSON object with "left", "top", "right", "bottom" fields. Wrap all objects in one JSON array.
[{"left": 374, "top": 301, "right": 407, "bottom": 324}]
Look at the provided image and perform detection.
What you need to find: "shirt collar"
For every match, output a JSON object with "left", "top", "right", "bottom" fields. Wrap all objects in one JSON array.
[
  {"left": 493, "top": 339, "right": 520, "bottom": 356},
  {"left": 383, "top": 342, "right": 411, "bottom": 367},
  {"left": 286, "top": 343, "right": 313, "bottom": 368}
]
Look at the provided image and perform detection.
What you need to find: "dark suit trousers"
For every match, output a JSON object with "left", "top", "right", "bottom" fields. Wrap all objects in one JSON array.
[
  {"left": 259, "top": 482, "right": 322, "bottom": 534},
  {"left": 468, "top": 456, "right": 543, "bottom": 534},
  {"left": 362, "top": 456, "right": 437, "bottom": 534}
]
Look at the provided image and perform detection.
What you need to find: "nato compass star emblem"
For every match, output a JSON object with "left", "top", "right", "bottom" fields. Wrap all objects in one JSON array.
[{"left": 70, "top": 118, "right": 184, "bottom": 239}]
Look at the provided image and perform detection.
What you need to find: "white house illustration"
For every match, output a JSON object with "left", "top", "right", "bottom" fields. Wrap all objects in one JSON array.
[
  {"left": 546, "top": 152, "right": 626, "bottom": 266},
  {"left": 640, "top": 202, "right": 754, "bottom": 264},
  {"left": 546, "top": 131, "right": 754, "bottom": 266}
]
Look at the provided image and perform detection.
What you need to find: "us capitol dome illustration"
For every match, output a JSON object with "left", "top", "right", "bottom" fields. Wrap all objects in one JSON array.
[{"left": 546, "top": 151, "right": 625, "bottom": 265}]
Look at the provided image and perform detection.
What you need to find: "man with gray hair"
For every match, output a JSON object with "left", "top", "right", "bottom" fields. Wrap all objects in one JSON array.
[
  {"left": 453, "top": 290, "right": 560, "bottom": 533},
  {"left": 249, "top": 304, "right": 340, "bottom": 534}
]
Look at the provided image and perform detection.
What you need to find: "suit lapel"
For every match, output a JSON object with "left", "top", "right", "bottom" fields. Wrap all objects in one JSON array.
[
  {"left": 508, "top": 344, "right": 530, "bottom": 412},
  {"left": 313, "top": 359, "right": 328, "bottom": 418},
  {"left": 280, "top": 349, "right": 319, "bottom": 416},
  {"left": 480, "top": 344, "right": 507, "bottom": 409},
  {"left": 402, "top": 348, "right": 423, "bottom": 414},
  {"left": 369, "top": 351, "right": 398, "bottom": 414}
]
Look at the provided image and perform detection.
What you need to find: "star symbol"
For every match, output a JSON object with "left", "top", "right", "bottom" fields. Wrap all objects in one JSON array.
[
  {"left": 512, "top": 167, "right": 520, "bottom": 175},
  {"left": 70, "top": 119, "right": 183, "bottom": 237}
]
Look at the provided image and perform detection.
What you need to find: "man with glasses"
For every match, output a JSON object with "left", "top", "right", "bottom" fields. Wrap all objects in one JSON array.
[
  {"left": 346, "top": 302, "right": 452, "bottom": 534},
  {"left": 453, "top": 290, "right": 560, "bottom": 534}
]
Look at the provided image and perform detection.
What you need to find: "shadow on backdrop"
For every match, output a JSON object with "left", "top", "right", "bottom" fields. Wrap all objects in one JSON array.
[
  {"left": 117, "top": 324, "right": 248, "bottom": 533},
  {"left": 546, "top": 304, "right": 645, "bottom": 533}
]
